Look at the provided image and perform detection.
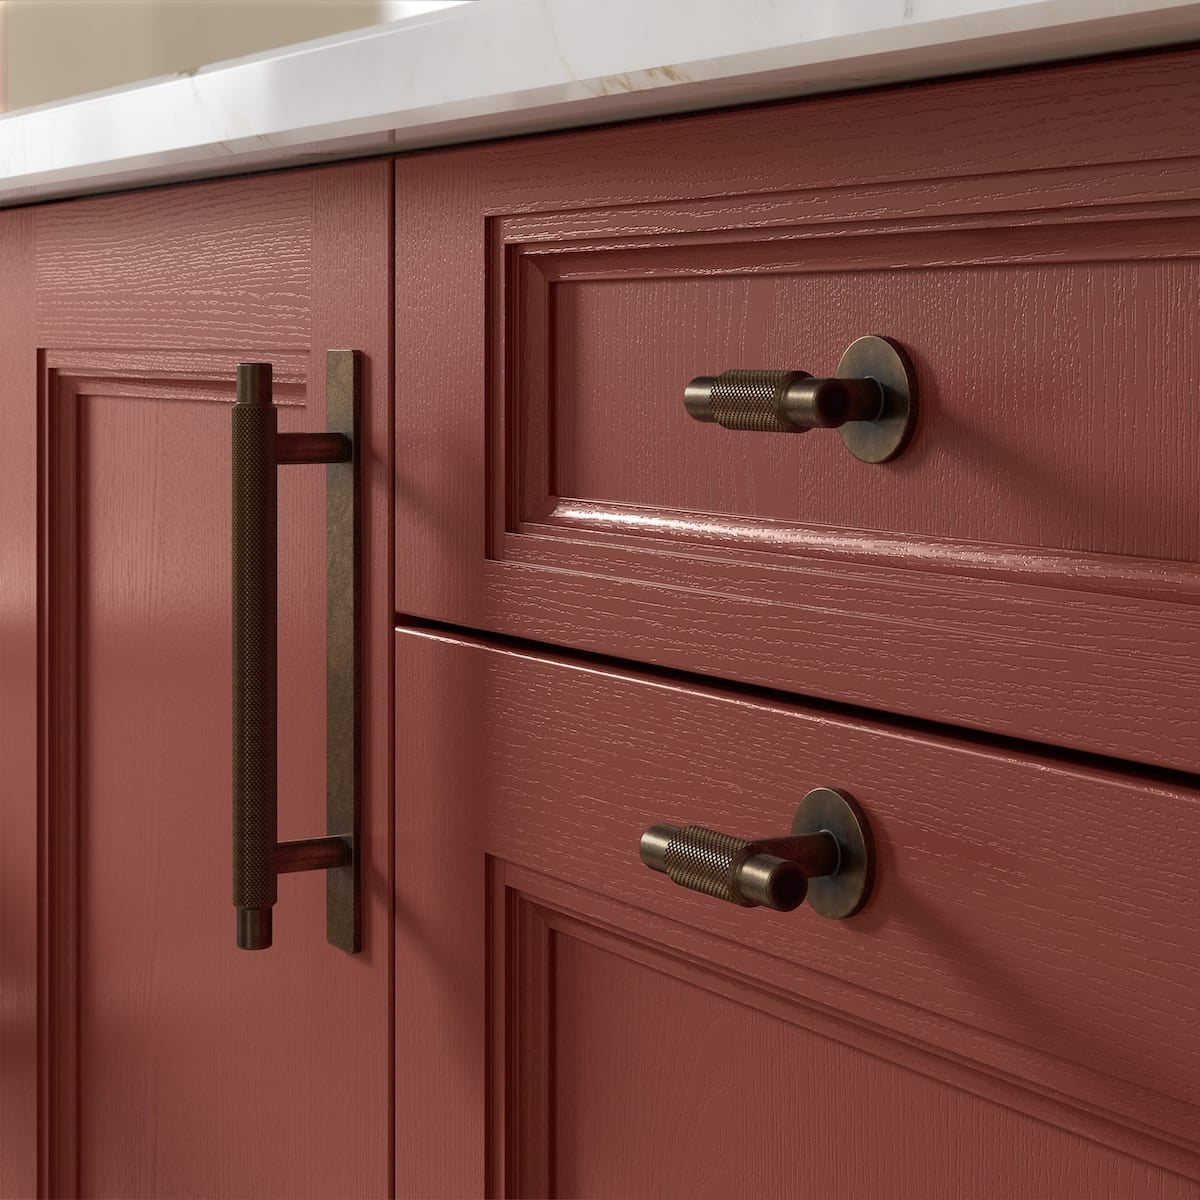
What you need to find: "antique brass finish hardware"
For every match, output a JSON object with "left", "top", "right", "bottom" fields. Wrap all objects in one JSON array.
[
  {"left": 683, "top": 334, "right": 918, "bottom": 463},
  {"left": 231, "top": 351, "right": 361, "bottom": 952},
  {"left": 639, "top": 787, "right": 874, "bottom": 919}
]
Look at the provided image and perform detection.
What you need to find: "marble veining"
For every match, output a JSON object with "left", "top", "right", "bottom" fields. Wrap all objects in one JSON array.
[{"left": 2, "top": 0, "right": 1200, "bottom": 206}]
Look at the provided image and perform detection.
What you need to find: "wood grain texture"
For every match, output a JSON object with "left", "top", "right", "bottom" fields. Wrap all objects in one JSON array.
[
  {"left": 465, "top": 47, "right": 1200, "bottom": 219},
  {"left": 0, "top": 205, "right": 38, "bottom": 1200},
  {"left": 396, "top": 626, "right": 1200, "bottom": 1196},
  {"left": 548, "top": 255, "right": 1198, "bottom": 561},
  {"left": 548, "top": 922, "right": 1195, "bottom": 1200},
  {"left": 36, "top": 172, "right": 312, "bottom": 350},
  {"left": 31, "top": 161, "right": 393, "bottom": 1199},
  {"left": 393, "top": 634, "right": 487, "bottom": 1200},
  {"left": 395, "top": 45, "right": 1200, "bottom": 772}
]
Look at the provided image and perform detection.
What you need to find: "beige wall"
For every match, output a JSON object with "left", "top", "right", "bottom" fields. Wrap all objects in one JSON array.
[
  {"left": 1, "top": 0, "right": 398, "bottom": 113},
  {"left": 0, "top": 2, "right": 8, "bottom": 111}
]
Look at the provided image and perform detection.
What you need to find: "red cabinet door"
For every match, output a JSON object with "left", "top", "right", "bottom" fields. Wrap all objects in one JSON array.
[
  {"left": 0, "top": 163, "right": 393, "bottom": 1198},
  {"left": 395, "top": 627, "right": 1200, "bottom": 1199}
]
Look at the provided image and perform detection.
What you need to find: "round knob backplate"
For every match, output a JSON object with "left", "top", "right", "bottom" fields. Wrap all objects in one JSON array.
[
  {"left": 792, "top": 787, "right": 875, "bottom": 918},
  {"left": 835, "top": 335, "right": 918, "bottom": 464}
]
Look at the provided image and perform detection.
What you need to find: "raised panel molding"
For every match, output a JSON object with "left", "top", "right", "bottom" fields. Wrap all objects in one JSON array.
[
  {"left": 492, "top": 862, "right": 1200, "bottom": 1196},
  {"left": 468, "top": 166, "right": 1200, "bottom": 772},
  {"left": 493, "top": 183, "right": 1200, "bottom": 577}
]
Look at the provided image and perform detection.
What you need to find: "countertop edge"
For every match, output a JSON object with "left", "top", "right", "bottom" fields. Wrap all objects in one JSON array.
[{"left": 3, "top": 0, "right": 1200, "bottom": 207}]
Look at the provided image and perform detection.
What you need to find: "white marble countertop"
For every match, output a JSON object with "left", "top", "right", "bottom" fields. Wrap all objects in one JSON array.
[{"left": 3, "top": 0, "right": 1200, "bottom": 207}]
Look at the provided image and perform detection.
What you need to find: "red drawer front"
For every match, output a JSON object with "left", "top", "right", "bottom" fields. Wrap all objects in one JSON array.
[
  {"left": 395, "top": 46, "right": 1200, "bottom": 772},
  {"left": 395, "top": 627, "right": 1200, "bottom": 1197}
]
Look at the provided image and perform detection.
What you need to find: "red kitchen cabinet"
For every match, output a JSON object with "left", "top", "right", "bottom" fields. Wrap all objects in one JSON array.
[
  {"left": 0, "top": 161, "right": 394, "bottom": 1198},
  {"left": 3, "top": 38, "right": 1200, "bottom": 1200}
]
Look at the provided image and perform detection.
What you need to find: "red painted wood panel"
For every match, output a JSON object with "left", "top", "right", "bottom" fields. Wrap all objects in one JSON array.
[
  {"left": 395, "top": 626, "right": 1200, "bottom": 1196},
  {"left": 35, "top": 175, "right": 313, "bottom": 349},
  {"left": 552, "top": 933, "right": 1191, "bottom": 1200},
  {"left": 551, "top": 261, "right": 1198, "bottom": 561},
  {"left": 0, "top": 204, "right": 38, "bottom": 1200},
  {"left": 14, "top": 161, "right": 393, "bottom": 1198},
  {"left": 395, "top": 45, "right": 1200, "bottom": 772}
]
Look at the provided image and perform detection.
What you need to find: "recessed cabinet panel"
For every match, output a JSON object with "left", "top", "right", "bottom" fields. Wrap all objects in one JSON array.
[
  {"left": 551, "top": 261, "right": 1198, "bottom": 561},
  {"left": 549, "top": 932, "right": 1189, "bottom": 1200},
  {"left": 395, "top": 47, "right": 1200, "bottom": 771}
]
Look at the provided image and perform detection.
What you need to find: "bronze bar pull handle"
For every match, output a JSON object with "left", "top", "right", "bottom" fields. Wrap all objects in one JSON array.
[
  {"left": 639, "top": 788, "right": 875, "bottom": 920},
  {"left": 231, "top": 353, "right": 361, "bottom": 952},
  {"left": 683, "top": 334, "right": 918, "bottom": 463}
]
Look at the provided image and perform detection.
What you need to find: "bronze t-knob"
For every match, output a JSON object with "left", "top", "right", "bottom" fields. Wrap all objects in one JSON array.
[
  {"left": 683, "top": 334, "right": 918, "bottom": 463},
  {"left": 639, "top": 787, "right": 875, "bottom": 920}
]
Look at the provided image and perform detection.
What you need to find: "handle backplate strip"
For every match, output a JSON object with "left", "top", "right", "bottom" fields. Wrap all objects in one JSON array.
[{"left": 324, "top": 349, "right": 361, "bottom": 953}]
